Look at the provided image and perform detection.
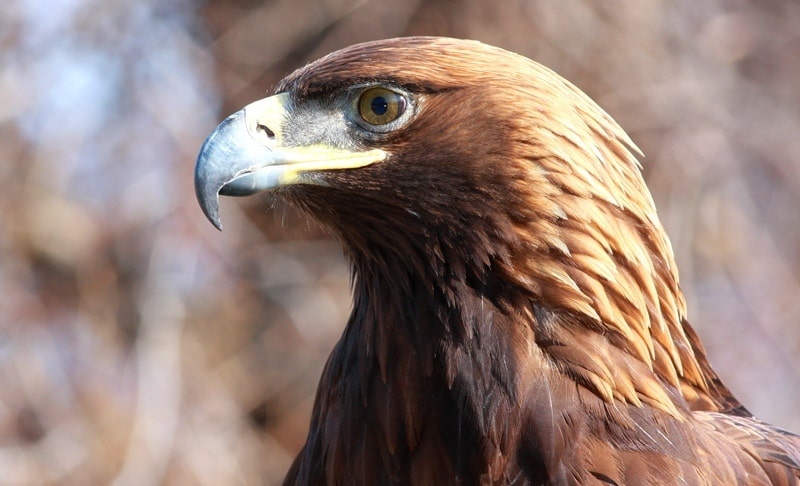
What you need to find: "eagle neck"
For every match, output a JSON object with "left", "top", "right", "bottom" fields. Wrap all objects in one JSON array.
[{"left": 330, "top": 248, "right": 527, "bottom": 480}]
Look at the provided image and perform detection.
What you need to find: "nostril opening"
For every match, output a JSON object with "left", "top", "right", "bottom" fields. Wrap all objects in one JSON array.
[{"left": 257, "top": 123, "right": 275, "bottom": 138}]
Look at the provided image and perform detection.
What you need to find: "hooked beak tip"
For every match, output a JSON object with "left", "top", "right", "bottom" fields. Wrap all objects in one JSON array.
[
  {"left": 194, "top": 111, "right": 251, "bottom": 231},
  {"left": 194, "top": 166, "right": 224, "bottom": 231}
]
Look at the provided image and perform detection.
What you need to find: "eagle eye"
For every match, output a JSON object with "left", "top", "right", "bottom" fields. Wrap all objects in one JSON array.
[{"left": 357, "top": 87, "right": 407, "bottom": 127}]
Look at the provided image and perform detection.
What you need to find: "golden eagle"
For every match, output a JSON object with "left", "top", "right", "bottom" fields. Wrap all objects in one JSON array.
[{"left": 195, "top": 37, "right": 800, "bottom": 485}]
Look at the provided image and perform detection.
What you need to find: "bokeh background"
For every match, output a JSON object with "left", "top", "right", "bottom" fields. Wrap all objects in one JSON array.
[{"left": 1, "top": 0, "right": 799, "bottom": 483}]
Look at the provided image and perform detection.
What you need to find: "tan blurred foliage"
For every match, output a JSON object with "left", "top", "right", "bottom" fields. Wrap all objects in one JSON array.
[{"left": 1, "top": 0, "right": 799, "bottom": 483}]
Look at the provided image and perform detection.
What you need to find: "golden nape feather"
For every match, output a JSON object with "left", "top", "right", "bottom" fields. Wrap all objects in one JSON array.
[{"left": 195, "top": 37, "right": 800, "bottom": 485}]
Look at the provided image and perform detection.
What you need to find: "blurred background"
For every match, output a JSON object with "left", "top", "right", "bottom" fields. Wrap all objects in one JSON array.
[{"left": 1, "top": 0, "right": 799, "bottom": 483}]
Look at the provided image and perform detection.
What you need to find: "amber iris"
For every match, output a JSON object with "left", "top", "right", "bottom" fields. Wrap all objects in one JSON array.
[{"left": 357, "top": 87, "right": 406, "bottom": 125}]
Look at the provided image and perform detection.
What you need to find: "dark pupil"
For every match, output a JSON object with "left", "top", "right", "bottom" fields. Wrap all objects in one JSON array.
[{"left": 371, "top": 96, "right": 388, "bottom": 116}]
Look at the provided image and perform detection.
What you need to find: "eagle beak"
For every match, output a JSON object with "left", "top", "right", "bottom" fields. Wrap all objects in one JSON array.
[{"left": 194, "top": 93, "right": 386, "bottom": 230}]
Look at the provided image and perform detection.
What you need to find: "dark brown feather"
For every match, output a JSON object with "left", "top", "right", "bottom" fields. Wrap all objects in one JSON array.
[{"left": 255, "top": 37, "right": 800, "bottom": 484}]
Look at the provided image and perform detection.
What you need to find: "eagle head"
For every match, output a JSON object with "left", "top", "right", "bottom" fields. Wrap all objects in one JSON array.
[{"left": 195, "top": 37, "right": 698, "bottom": 400}]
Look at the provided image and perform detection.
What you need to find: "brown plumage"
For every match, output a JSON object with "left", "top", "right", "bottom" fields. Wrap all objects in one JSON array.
[{"left": 195, "top": 37, "right": 800, "bottom": 485}]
